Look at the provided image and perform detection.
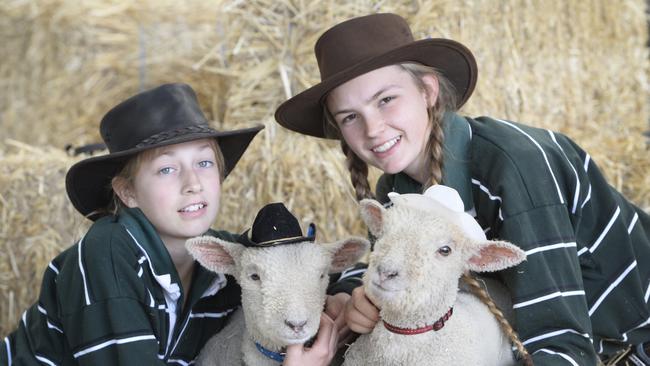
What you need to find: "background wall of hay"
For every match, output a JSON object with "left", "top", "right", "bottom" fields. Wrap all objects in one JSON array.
[{"left": 1, "top": 1, "right": 648, "bottom": 336}]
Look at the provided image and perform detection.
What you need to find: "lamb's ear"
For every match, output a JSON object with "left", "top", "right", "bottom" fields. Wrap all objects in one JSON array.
[
  {"left": 359, "top": 199, "right": 386, "bottom": 236},
  {"left": 326, "top": 237, "right": 370, "bottom": 273},
  {"left": 466, "top": 240, "right": 526, "bottom": 273},
  {"left": 185, "top": 236, "right": 243, "bottom": 275}
]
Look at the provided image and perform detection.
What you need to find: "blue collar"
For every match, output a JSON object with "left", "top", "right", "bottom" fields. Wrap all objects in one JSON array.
[{"left": 255, "top": 342, "right": 285, "bottom": 363}]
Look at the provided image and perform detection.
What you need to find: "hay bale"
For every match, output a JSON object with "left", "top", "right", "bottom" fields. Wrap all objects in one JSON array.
[
  {"left": 0, "top": 141, "right": 89, "bottom": 335},
  {"left": 1, "top": 0, "right": 649, "bottom": 336}
]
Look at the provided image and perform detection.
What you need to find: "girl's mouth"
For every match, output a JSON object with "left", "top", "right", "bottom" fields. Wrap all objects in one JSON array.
[
  {"left": 371, "top": 136, "right": 401, "bottom": 153},
  {"left": 179, "top": 203, "right": 206, "bottom": 213}
]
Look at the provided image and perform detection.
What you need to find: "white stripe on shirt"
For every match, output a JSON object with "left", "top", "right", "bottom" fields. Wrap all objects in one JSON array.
[
  {"left": 612, "top": 316, "right": 650, "bottom": 349},
  {"left": 589, "top": 261, "right": 637, "bottom": 316},
  {"left": 72, "top": 334, "right": 156, "bottom": 358},
  {"left": 496, "top": 118, "right": 564, "bottom": 204},
  {"left": 513, "top": 290, "right": 585, "bottom": 309},
  {"left": 169, "top": 308, "right": 234, "bottom": 358},
  {"left": 48, "top": 262, "right": 59, "bottom": 275},
  {"left": 34, "top": 355, "right": 57, "bottom": 366},
  {"left": 522, "top": 328, "right": 591, "bottom": 346},
  {"left": 37, "top": 305, "right": 64, "bottom": 333},
  {"left": 628, "top": 212, "right": 639, "bottom": 234},
  {"left": 534, "top": 348, "right": 579, "bottom": 366},
  {"left": 580, "top": 155, "right": 592, "bottom": 209},
  {"left": 581, "top": 184, "right": 592, "bottom": 210},
  {"left": 4, "top": 337, "right": 11, "bottom": 366},
  {"left": 471, "top": 179, "right": 504, "bottom": 220},
  {"left": 167, "top": 358, "right": 195, "bottom": 366},
  {"left": 578, "top": 206, "right": 620, "bottom": 256},
  {"left": 77, "top": 237, "right": 91, "bottom": 305},
  {"left": 548, "top": 130, "right": 580, "bottom": 214},
  {"left": 525, "top": 242, "right": 576, "bottom": 256},
  {"left": 190, "top": 309, "right": 234, "bottom": 319},
  {"left": 338, "top": 268, "right": 366, "bottom": 280}
]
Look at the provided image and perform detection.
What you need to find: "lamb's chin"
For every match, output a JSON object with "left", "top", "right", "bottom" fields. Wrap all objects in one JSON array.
[
  {"left": 281, "top": 330, "right": 317, "bottom": 345},
  {"left": 367, "top": 282, "right": 403, "bottom": 304},
  {"left": 281, "top": 333, "right": 314, "bottom": 345}
]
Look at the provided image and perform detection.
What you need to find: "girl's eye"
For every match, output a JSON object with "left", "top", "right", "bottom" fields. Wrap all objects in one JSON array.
[
  {"left": 159, "top": 167, "right": 175, "bottom": 175},
  {"left": 341, "top": 113, "right": 357, "bottom": 124},
  {"left": 437, "top": 246, "right": 452, "bottom": 256},
  {"left": 250, "top": 273, "right": 260, "bottom": 281},
  {"left": 198, "top": 160, "right": 214, "bottom": 168},
  {"left": 379, "top": 96, "right": 394, "bottom": 105}
]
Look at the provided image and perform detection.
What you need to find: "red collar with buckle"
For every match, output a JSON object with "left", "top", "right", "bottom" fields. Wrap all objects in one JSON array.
[{"left": 382, "top": 307, "right": 454, "bottom": 335}]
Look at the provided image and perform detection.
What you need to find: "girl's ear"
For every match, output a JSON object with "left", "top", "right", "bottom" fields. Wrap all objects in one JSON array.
[
  {"left": 111, "top": 176, "right": 137, "bottom": 208},
  {"left": 421, "top": 73, "right": 439, "bottom": 108}
]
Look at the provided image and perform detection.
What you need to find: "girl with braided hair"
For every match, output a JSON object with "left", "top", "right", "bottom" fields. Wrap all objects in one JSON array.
[{"left": 275, "top": 13, "right": 650, "bottom": 366}]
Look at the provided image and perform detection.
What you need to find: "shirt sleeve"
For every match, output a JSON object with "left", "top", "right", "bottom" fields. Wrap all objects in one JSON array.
[
  {"left": 61, "top": 298, "right": 168, "bottom": 366},
  {"left": 327, "top": 262, "right": 367, "bottom": 295},
  {"left": 58, "top": 228, "right": 170, "bottom": 365},
  {"left": 497, "top": 204, "right": 598, "bottom": 365}
]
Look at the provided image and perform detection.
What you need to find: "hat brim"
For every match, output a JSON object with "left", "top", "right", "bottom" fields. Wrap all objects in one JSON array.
[
  {"left": 275, "top": 38, "right": 477, "bottom": 139},
  {"left": 236, "top": 228, "right": 316, "bottom": 248},
  {"left": 66, "top": 125, "right": 264, "bottom": 221}
]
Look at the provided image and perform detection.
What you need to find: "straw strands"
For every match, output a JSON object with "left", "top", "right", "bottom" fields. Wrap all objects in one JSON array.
[{"left": 1, "top": 0, "right": 648, "bottom": 336}]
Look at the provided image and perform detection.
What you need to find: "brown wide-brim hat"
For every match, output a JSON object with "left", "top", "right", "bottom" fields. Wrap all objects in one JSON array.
[
  {"left": 274, "top": 13, "right": 477, "bottom": 139},
  {"left": 66, "top": 83, "right": 264, "bottom": 221}
]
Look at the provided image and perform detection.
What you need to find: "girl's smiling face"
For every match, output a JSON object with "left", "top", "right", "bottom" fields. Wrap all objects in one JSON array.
[
  {"left": 326, "top": 65, "right": 438, "bottom": 183},
  {"left": 115, "top": 138, "right": 222, "bottom": 249}
]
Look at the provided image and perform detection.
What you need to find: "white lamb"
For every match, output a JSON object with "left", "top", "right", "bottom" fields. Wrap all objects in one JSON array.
[
  {"left": 342, "top": 185, "right": 530, "bottom": 366},
  {"left": 185, "top": 203, "right": 369, "bottom": 366}
]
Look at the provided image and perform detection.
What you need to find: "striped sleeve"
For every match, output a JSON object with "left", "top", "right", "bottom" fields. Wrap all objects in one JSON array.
[
  {"left": 58, "top": 226, "right": 169, "bottom": 365},
  {"left": 498, "top": 205, "right": 596, "bottom": 365},
  {"left": 470, "top": 117, "right": 650, "bottom": 364},
  {"left": 470, "top": 118, "right": 598, "bottom": 365}
]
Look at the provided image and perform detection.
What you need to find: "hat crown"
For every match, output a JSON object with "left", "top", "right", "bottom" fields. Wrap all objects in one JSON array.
[
  {"left": 239, "top": 203, "right": 315, "bottom": 247},
  {"left": 315, "top": 13, "right": 414, "bottom": 80},
  {"left": 100, "top": 83, "right": 211, "bottom": 153}
]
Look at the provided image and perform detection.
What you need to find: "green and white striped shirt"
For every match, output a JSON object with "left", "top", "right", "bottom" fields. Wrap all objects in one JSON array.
[
  {"left": 374, "top": 113, "right": 650, "bottom": 365},
  {"left": 1, "top": 207, "right": 241, "bottom": 365}
]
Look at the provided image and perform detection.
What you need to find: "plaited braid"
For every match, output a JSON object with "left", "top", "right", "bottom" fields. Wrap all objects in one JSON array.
[
  {"left": 461, "top": 273, "right": 533, "bottom": 366},
  {"left": 422, "top": 104, "right": 445, "bottom": 188},
  {"left": 341, "top": 140, "right": 375, "bottom": 201},
  {"left": 398, "top": 63, "right": 456, "bottom": 191}
]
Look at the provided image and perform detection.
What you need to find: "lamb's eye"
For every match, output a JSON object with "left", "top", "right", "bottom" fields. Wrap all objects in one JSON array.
[
  {"left": 250, "top": 273, "right": 260, "bottom": 281},
  {"left": 438, "top": 246, "right": 452, "bottom": 256}
]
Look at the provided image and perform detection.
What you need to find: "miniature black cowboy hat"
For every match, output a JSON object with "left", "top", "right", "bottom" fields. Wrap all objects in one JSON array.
[
  {"left": 274, "top": 13, "right": 477, "bottom": 139},
  {"left": 65, "top": 83, "right": 264, "bottom": 220},
  {"left": 237, "top": 202, "right": 316, "bottom": 247}
]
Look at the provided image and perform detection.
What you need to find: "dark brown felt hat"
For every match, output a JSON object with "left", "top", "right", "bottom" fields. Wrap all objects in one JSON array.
[
  {"left": 66, "top": 83, "right": 264, "bottom": 220},
  {"left": 274, "top": 13, "right": 478, "bottom": 139}
]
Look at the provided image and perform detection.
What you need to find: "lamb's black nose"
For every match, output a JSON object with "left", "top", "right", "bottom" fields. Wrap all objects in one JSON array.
[{"left": 285, "top": 319, "right": 307, "bottom": 332}]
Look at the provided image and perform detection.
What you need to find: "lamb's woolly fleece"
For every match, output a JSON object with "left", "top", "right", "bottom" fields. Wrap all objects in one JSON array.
[
  {"left": 343, "top": 185, "right": 525, "bottom": 366},
  {"left": 187, "top": 236, "right": 368, "bottom": 366}
]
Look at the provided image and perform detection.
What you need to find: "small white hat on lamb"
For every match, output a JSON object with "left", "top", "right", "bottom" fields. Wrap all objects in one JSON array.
[{"left": 387, "top": 185, "right": 486, "bottom": 242}]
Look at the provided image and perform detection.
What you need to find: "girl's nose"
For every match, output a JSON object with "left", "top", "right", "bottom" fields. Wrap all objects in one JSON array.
[
  {"left": 183, "top": 170, "right": 203, "bottom": 194},
  {"left": 365, "top": 114, "right": 386, "bottom": 138}
]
